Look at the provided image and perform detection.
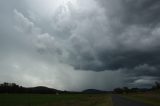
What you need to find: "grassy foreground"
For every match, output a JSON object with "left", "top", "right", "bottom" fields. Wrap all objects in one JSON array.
[
  {"left": 0, "top": 94, "right": 113, "bottom": 106},
  {"left": 123, "top": 91, "right": 160, "bottom": 106}
]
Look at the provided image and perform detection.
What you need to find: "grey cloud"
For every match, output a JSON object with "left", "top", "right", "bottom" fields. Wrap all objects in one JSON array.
[
  {"left": 97, "top": 0, "right": 160, "bottom": 26},
  {"left": 127, "top": 76, "right": 159, "bottom": 88},
  {"left": 61, "top": 0, "right": 160, "bottom": 87},
  {"left": 65, "top": 0, "right": 160, "bottom": 71},
  {"left": 121, "top": 0, "right": 160, "bottom": 26},
  {"left": 0, "top": 0, "right": 160, "bottom": 90}
]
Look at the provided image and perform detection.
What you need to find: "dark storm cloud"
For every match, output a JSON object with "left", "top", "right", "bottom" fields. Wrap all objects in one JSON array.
[
  {"left": 98, "top": 0, "right": 160, "bottom": 26},
  {"left": 61, "top": 0, "right": 160, "bottom": 86},
  {"left": 68, "top": 0, "right": 160, "bottom": 72},
  {"left": 1, "top": 0, "right": 124, "bottom": 90},
  {"left": 121, "top": 0, "right": 160, "bottom": 26},
  {"left": 1, "top": 0, "right": 160, "bottom": 90}
]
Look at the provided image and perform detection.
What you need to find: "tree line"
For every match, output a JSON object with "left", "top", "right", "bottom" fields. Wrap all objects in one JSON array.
[
  {"left": 0, "top": 82, "right": 60, "bottom": 94},
  {"left": 113, "top": 81, "right": 160, "bottom": 94},
  {"left": 0, "top": 82, "right": 160, "bottom": 94}
]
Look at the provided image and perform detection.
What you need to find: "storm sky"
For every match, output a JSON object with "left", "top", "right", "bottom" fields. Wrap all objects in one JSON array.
[{"left": 0, "top": 0, "right": 160, "bottom": 91}]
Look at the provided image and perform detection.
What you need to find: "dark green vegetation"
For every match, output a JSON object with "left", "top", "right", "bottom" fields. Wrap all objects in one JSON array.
[
  {"left": 113, "top": 82, "right": 160, "bottom": 94},
  {"left": 0, "top": 82, "right": 160, "bottom": 106},
  {"left": 0, "top": 83, "right": 60, "bottom": 94},
  {"left": 122, "top": 90, "right": 160, "bottom": 106},
  {"left": 1, "top": 92, "right": 160, "bottom": 106},
  {"left": 0, "top": 94, "right": 113, "bottom": 106}
]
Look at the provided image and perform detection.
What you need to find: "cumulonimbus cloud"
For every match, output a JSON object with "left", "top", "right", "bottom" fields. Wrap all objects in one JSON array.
[{"left": 0, "top": 0, "right": 160, "bottom": 90}]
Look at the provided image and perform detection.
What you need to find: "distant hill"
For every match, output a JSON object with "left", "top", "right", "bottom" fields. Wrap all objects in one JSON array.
[
  {"left": 82, "top": 89, "right": 108, "bottom": 93},
  {"left": 26, "top": 86, "right": 61, "bottom": 94},
  {"left": 0, "top": 82, "right": 61, "bottom": 94}
]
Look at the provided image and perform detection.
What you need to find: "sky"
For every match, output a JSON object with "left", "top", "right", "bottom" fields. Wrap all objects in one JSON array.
[{"left": 0, "top": 0, "right": 160, "bottom": 91}]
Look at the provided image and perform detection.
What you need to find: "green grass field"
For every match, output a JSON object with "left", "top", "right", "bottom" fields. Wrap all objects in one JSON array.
[
  {"left": 0, "top": 94, "right": 113, "bottom": 106},
  {"left": 122, "top": 91, "right": 160, "bottom": 106},
  {"left": 1, "top": 92, "right": 160, "bottom": 106}
]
